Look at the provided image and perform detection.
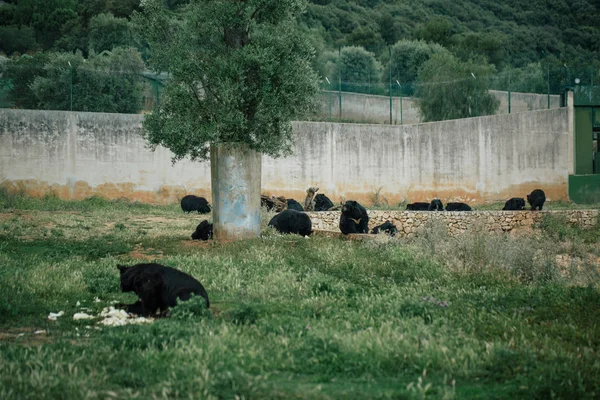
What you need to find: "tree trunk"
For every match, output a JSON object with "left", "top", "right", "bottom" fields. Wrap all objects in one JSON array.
[{"left": 210, "top": 142, "right": 261, "bottom": 241}]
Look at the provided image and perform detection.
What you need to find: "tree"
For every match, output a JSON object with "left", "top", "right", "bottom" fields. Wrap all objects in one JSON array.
[
  {"left": 12, "top": 0, "right": 78, "bottom": 49},
  {"left": 415, "top": 17, "right": 453, "bottom": 47},
  {"left": 0, "top": 52, "right": 49, "bottom": 108},
  {"left": 383, "top": 39, "right": 449, "bottom": 95},
  {"left": 135, "top": 0, "right": 319, "bottom": 240},
  {"left": 29, "top": 47, "right": 144, "bottom": 113},
  {"left": 88, "top": 13, "right": 134, "bottom": 53},
  {"left": 135, "top": 0, "right": 319, "bottom": 161},
  {"left": 0, "top": 25, "right": 39, "bottom": 55},
  {"left": 415, "top": 52, "right": 499, "bottom": 122}
]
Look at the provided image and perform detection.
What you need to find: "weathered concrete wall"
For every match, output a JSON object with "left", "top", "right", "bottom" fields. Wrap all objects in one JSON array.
[
  {"left": 490, "top": 90, "right": 562, "bottom": 114},
  {"left": 319, "top": 91, "right": 421, "bottom": 125},
  {"left": 0, "top": 110, "right": 211, "bottom": 203},
  {"left": 307, "top": 209, "right": 599, "bottom": 237},
  {"left": 0, "top": 107, "right": 572, "bottom": 205},
  {"left": 318, "top": 90, "right": 561, "bottom": 124}
]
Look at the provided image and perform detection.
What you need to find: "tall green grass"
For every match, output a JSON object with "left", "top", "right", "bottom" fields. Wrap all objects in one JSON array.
[{"left": 0, "top": 198, "right": 599, "bottom": 399}]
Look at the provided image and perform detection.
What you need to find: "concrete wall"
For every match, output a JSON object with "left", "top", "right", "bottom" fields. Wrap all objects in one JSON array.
[
  {"left": 0, "top": 106, "right": 573, "bottom": 205},
  {"left": 318, "top": 90, "right": 562, "bottom": 125}
]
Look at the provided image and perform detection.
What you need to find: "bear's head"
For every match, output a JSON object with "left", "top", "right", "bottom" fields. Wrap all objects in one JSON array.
[{"left": 341, "top": 200, "right": 362, "bottom": 219}]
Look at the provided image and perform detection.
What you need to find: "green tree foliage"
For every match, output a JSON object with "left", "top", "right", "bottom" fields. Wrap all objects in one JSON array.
[
  {"left": 88, "top": 13, "right": 134, "bottom": 53},
  {"left": 415, "top": 17, "right": 454, "bottom": 47},
  {"left": 384, "top": 39, "right": 449, "bottom": 95},
  {"left": 12, "top": 0, "right": 78, "bottom": 49},
  {"left": 0, "top": 25, "right": 39, "bottom": 56},
  {"left": 415, "top": 53, "right": 500, "bottom": 122},
  {"left": 321, "top": 46, "right": 381, "bottom": 94},
  {"left": 29, "top": 47, "right": 144, "bottom": 113},
  {"left": 0, "top": 52, "right": 49, "bottom": 108},
  {"left": 135, "top": 0, "right": 320, "bottom": 162},
  {"left": 492, "top": 63, "right": 547, "bottom": 94},
  {"left": 305, "top": 0, "right": 600, "bottom": 69},
  {"left": 345, "top": 25, "right": 385, "bottom": 55}
]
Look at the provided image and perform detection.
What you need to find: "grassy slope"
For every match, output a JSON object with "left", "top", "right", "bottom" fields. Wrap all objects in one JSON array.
[{"left": 0, "top": 196, "right": 599, "bottom": 399}]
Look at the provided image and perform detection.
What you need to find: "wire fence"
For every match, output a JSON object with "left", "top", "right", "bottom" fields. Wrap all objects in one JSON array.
[{"left": 1, "top": 61, "right": 595, "bottom": 124}]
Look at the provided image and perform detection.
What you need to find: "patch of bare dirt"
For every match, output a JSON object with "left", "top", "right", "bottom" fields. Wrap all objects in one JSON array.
[
  {"left": 0, "top": 328, "right": 53, "bottom": 345},
  {"left": 127, "top": 244, "right": 164, "bottom": 260}
]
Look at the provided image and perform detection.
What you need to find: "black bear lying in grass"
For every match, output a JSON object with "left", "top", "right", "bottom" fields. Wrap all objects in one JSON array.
[
  {"left": 446, "top": 202, "right": 472, "bottom": 211},
  {"left": 503, "top": 197, "right": 526, "bottom": 210},
  {"left": 428, "top": 199, "right": 444, "bottom": 211},
  {"left": 314, "top": 194, "right": 334, "bottom": 211},
  {"left": 118, "top": 263, "right": 210, "bottom": 316},
  {"left": 371, "top": 221, "right": 398, "bottom": 236},
  {"left": 339, "top": 200, "right": 369, "bottom": 234},
  {"left": 527, "top": 189, "right": 546, "bottom": 210},
  {"left": 180, "top": 195, "right": 211, "bottom": 214},
  {"left": 286, "top": 199, "right": 304, "bottom": 212},
  {"left": 191, "top": 220, "right": 213, "bottom": 241},
  {"left": 406, "top": 202, "right": 430, "bottom": 211},
  {"left": 268, "top": 209, "right": 313, "bottom": 236}
]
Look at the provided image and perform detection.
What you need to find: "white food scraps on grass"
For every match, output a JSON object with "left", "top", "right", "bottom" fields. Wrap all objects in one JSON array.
[
  {"left": 47, "top": 311, "right": 64, "bottom": 321},
  {"left": 98, "top": 306, "right": 154, "bottom": 326}
]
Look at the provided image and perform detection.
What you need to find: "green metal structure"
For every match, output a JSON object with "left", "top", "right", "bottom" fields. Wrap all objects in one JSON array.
[{"left": 570, "top": 85, "right": 600, "bottom": 203}]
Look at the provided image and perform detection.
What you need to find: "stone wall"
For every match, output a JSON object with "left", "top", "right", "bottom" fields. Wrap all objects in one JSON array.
[{"left": 307, "top": 210, "right": 598, "bottom": 237}]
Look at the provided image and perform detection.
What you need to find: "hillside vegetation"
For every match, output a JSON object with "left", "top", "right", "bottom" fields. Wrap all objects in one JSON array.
[{"left": 1, "top": 0, "right": 598, "bottom": 117}]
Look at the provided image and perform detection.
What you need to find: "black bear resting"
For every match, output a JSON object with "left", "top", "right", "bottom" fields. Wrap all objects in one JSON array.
[
  {"left": 191, "top": 220, "right": 213, "bottom": 241},
  {"left": 339, "top": 200, "right": 369, "bottom": 234},
  {"left": 446, "top": 202, "right": 472, "bottom": 211},
  {"left": 428, "top": 199, "right": 444, "bottom": 211},
  {"left": 286, "top": 199, "right": 304, "bottom": 212},
  {"left": 180, "top": 195, "right": 211, "bottom": 214},
  {"left": 118, "top": 263, "right": 210, "bottom": 316},
  {"left": 268, "top": 209, "right": 313, "bottom": 236},
  {"left": 503, "top": 197, "right": 526, "bottom": 211},
  {"left": 371, "top": 221, "right": 398, "bottom": 236},
  {"left": 314, "top": 194, "right": 334, "bottom": 211},
  {"left": 527, "top": 189, "right": 546, "bottom": 210},
  {"left": 406, "top": 202, "right": 430, "bottom": 211}
]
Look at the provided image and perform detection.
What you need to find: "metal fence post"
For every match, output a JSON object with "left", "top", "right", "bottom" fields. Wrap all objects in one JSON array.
[
  {"left": 547, "top": 64, "right": 550, "bottom": 109},
  {"left": 389, "top": 48, "right": 392, "bottom": 124},
  {"left": 508, "top": 73, "right": 511, "bottom": 114},
  {"left": 338, "top": 47, "right": 342, "bottom": 119},
  {"left": 68, "top": 61, "right": 73, "bottom": 111}
]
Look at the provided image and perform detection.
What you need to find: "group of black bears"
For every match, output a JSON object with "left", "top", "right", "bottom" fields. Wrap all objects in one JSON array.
[
  {"left": 406, "top": 189, "right": 546, "bottom": 212},
  {"left": 502, "top": 189, "right": 546, "bottom": 211},
  {"left": 124, "top": 188, "right": 547, "bottom": 317},
  {"left": 406, "top": 199, "right": 472, "bottom": 211},
  {"left": 182, "top": 189, "right": 547, "bottom": 242}
]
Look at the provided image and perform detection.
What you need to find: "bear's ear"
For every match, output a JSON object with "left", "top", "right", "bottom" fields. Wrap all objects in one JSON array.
[{"left": 117, "top": 265, "right": 128, "bottom": 273}]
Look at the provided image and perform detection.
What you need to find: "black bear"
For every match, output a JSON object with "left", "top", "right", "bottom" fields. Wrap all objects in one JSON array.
[
  {"left": 428, "top": 199, "right": 444, "bottom": 211},
  {"left": 118, "top": 263, "right": 210, "bottom": 316},
  {"left": 406, "top": 202, "right": 430, "bottom": 211},
  {"left": 527, "top": 189, "right": 546, "bottom": 211},
  {"left": 181, "top": 195, "right": 211, "bottom": 214},
  {"left": 287, "top": 199, "right": 304, "bottom": 212},
  {"left": 314, "top": 194, "right": 334, "bottom": 211},
  {"left": 502, "top": 197, "right": 526, "bottom": 211},
  {"left": 371, "top": 221, "right": 399, "bottom": 236},
  {"left": 191, "top": 220, "right": 213, "bottom": 241},
  {"left": 446, "top": 202, "right": 472, "bottom": 211},
  {"left": 339, "top": 200, "right": 369, "bottom": 234},
  {"left": 268, "top": 209, "right": 313, "bottom": 236}
]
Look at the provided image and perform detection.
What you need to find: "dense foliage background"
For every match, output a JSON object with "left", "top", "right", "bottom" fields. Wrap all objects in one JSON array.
[{"left": 1, "top": 0, "right": 599, "bottom": 117}]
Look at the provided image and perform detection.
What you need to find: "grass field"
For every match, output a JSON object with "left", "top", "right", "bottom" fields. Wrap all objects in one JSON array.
[{"left": 1, "top": 193, "right": 599, "bottom": 399}]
